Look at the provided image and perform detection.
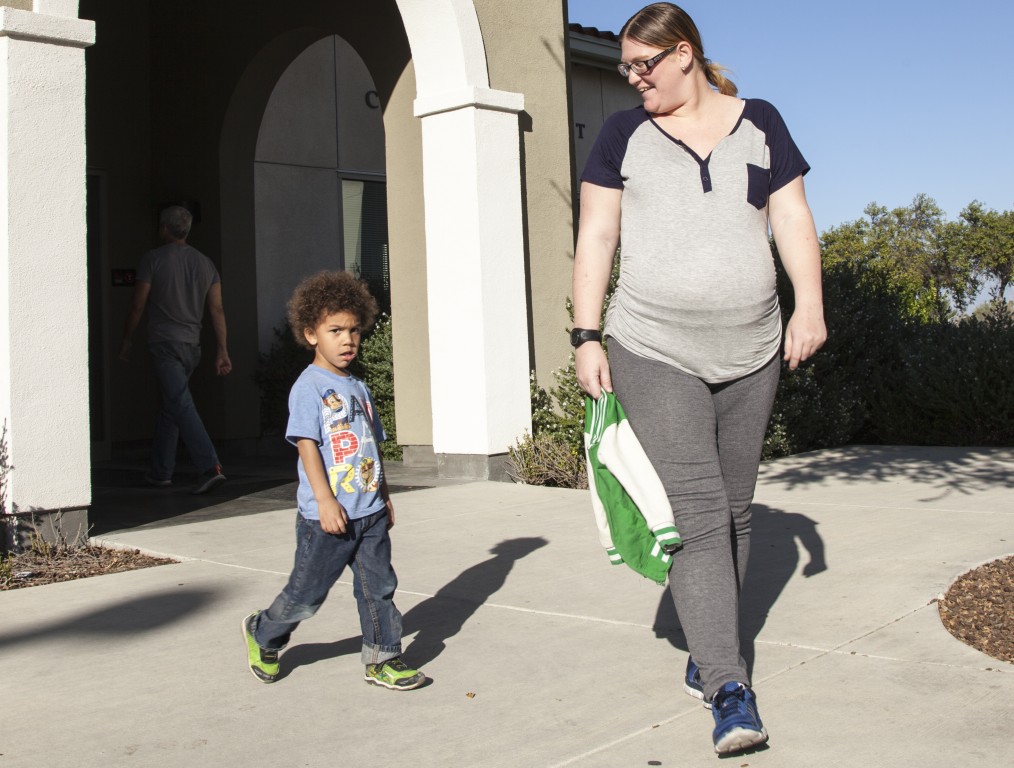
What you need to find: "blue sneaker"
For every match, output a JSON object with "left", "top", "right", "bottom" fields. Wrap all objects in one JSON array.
[
  {"left": 683, "top": 657, "right": 711, "bottom": 709},
  {"left": 711, "top": 682, "right": 768, "bottom": 754}
]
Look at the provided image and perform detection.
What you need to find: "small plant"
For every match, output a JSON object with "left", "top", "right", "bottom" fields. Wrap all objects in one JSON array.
[
  {"left": 252, "top": 325, "right": 313, "bottom": 436},
  {"left": 507, "top": 257, "right": 621, "bottom": 488},
  {"left": 1, "top": 420, "right": 14, "bottom": 552},
  {"left": 352, "top": 314, "right": 402, "bottom": 461},
  {"left": 508, "top": 366, "right": 588, "bottom": 488},
  {"left": 506, "top": 431, "right": 587, "bottom": 489}
]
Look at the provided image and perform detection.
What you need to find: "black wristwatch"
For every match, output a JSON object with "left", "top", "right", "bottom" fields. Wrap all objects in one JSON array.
[{"left": 570, "top": 328, "right": 602, "bottom": 348}]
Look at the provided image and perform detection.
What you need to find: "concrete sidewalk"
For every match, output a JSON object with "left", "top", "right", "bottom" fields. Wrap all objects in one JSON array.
[{"left": 3, "top": 446, "right": 1012, "bottom": 767}]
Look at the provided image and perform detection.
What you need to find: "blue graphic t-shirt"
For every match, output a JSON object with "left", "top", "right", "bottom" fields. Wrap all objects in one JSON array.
[{"left": 286, "top": 365, "right": 387, "bottom": 521}]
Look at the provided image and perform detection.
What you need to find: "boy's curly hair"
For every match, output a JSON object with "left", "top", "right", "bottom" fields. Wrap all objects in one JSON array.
[{"left": 287, "top": 270, "right": 379, "bottom": 349}]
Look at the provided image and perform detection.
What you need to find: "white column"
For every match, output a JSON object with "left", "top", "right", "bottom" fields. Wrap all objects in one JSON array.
[
  {"left": 416, "top": 88, "right": 532, "bottom": 466},
  {"left": 0, "top": 7, "right": 94, "bottom": 525}
]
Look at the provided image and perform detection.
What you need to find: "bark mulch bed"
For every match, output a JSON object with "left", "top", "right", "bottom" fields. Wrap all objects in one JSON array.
[
  {"left": 937, "top": 555, "right": 1014, "bottom": 665},
  {"left": 0, "top": 544, "right": 176, "bottom": 590}
]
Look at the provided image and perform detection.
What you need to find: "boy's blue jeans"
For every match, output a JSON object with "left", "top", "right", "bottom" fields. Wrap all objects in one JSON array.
[
  {"left": 252, "top": 509, "right": 404, "bottom": 666},
  {"left": 148, "top": 340, "right": 219, "bottom": 480}
]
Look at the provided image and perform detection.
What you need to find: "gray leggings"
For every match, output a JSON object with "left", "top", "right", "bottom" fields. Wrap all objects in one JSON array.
[{"left": 610, "top": 341, "right": 780, "bottom": 699}]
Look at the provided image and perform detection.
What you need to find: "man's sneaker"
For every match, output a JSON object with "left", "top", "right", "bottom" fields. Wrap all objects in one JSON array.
[
  {"left": 711, "top": 682, "right": 768, "bottom": 754},
  {"left": 193, "top": 464, "right": 226, "bottom": 495},
  {"left": 364, "top": 657, "right": 426, "bottom": 691},
  {"left": 683, "top": 656, "right": 711, "bottom": 709},
  {"left": 144, "top": 473, "right": 172, "bottom": 487},
  {"left": 242, "top": 611, "right": 279, "bottom": 683}
]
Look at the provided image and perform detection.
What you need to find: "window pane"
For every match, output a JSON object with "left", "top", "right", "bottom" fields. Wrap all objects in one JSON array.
[{"left": 342, "top": 179, "right": 390, "bottom": 312}]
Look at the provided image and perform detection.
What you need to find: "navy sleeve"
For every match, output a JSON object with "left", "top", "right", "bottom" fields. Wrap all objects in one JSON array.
[
  {"left": 750, "top": 99, "right": 810, "bottom": 193},
  {"left": 581, "top": 107, "right": 650, "bottom": 189}
]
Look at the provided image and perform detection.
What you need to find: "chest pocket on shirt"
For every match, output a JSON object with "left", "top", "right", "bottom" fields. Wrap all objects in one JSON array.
[{"left": 746, "top": 164, "right": 770, "bottom": 210}]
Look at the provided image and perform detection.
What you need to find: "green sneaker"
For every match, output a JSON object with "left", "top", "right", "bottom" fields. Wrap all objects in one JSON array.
[
  {"left": 242, "top": 611, "right": 279, "bottom": 683},
  {"left": 364, "top": 657, "right": 426, "bottom": 690}
]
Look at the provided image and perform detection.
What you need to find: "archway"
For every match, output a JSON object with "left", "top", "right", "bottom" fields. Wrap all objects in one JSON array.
[{"left": 252, "top": 34, "right": 389, "bottom": 353}]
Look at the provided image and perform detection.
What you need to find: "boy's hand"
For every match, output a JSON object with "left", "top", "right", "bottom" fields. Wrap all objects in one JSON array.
[
  {"left": 385, "top": 497, "right": 395, "bottom": 529},
  {"left": 318, "top": 497, "right": 349, "bottom": 534}
]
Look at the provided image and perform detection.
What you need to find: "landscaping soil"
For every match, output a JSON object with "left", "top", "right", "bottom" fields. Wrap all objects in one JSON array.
[{"left": 1, "top": 544, "right": 176, "bottom": 590}]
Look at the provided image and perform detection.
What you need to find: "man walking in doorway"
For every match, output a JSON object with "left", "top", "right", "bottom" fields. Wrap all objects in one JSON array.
[{"left": 119, "top": 204, "right": 231, "bottom": 494}]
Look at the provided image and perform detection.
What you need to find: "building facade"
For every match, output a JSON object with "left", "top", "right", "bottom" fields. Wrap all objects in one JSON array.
[{"left": 0, "top": 1, "right": 632, "bottom": 542}]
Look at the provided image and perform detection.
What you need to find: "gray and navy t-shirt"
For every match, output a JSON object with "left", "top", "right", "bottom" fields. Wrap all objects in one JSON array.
[
  {"left": 286, "top": 365, "right": 387, "bottom": 521},
  {"left": 582, "top": 99, "right": 809, "bottom": 383}
]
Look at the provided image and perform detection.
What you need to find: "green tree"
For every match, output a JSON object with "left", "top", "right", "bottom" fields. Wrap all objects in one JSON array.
[
  {"left": 821, "top": 194, "right": 975, "bottom": 322},
  {"left": 960, "top": 201, "right": 1014, "bottom": 315}
]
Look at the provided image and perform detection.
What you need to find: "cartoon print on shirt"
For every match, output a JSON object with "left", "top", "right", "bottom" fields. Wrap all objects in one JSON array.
[
  {"left": 321, "top": 389, "right": 350, "bottom": 433},
  {"left": 358, "top": 456, "right": 380, "bottom": 492},
  {"left": 329, "top": 430, "right": 360, "bottom": 465},
  {"left": 320, "top": 390, "right": 383, "bottom": 496},
  {"left": 329, "top": 463, "right": 355, "bottom": 495},
  {"left": 347, "top": 395, "right": 371, "bottom": 425}
]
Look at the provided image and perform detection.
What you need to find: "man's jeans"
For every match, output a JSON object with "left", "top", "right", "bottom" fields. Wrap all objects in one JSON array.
[
  {"left": 252, "top": 509, "right": 404, "bottom": 666},
  {"left": 148, "top": 341, "right": 219, "bottom": 480}
]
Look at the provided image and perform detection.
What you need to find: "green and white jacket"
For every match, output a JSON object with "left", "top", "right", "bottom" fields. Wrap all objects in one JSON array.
[{"left": 584, "top": 392, "right": 682, "bottom": 585}]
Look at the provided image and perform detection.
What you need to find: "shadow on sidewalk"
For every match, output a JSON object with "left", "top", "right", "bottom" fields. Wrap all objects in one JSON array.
[
  {"left": 277, "top": 537, "right": 549, "bottom": 679},
  {"left": 88, "top": 456, "right": 449, "bottom": 537},
  {"left": 0, "top": 586, "right": 217, "bottom": 649},
  {"left": 759, "top": 445, "right": 1013, "bottom": 501},
  {"left": 652, "top": 504, "right": 826, "bottom": 675},
  {"left": 88, "top": 459, "right": 300, "bottom": 536}
]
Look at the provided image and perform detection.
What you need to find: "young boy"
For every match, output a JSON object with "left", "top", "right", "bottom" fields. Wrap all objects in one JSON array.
[{"left": 242, "top": 270, "right": 425, "bottom": 690}]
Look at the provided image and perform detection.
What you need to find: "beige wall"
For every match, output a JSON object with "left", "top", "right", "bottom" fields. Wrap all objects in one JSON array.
[
  {"left": 384, "top": 62, "right": 431, "bottom": 448},
  {"left": 474, "top": 0, "right": 575, "bottom": 398}
]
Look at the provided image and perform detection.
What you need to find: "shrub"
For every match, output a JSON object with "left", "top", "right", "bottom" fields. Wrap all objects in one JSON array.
[
  {"left": 870, "top": 312, "right": 1014, "bottom": 445},
  {"left": 506, "top": 431, "right": 587, "bottom": 489},
  {"left": 764, "top": 258, "right": 919, "bottom": 457},
  {"left": 765, "top": 255, "right": 1014, "bottom": 456},
  {"left": 252, "top": 325, "right": 313, "bottom": 436},
  {"left": 508, "top": 366, "right": 588, "bottom": 487},
  {"left": 507, "top": 257, "right": 622, "bottom": 488},
  {"left": 351, "top": 314, "right": 402, "bottom": 460}
]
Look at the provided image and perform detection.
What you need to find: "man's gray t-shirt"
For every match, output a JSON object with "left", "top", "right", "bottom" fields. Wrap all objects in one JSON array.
[
  {"left": 136, "top": 243, "right": 220, "bottom": 345},
  {"left": 581, "top": 99, "right": 809, "bottom": 383}
]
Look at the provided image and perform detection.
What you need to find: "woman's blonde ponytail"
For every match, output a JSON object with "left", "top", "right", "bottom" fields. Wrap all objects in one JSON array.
[{"left": 703, "top": 59, "right": 738, "bottom": 97}]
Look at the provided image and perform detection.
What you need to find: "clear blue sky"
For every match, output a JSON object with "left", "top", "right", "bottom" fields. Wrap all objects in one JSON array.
[{"left": 567, "top": 0, "right": 1014, "bottom": 237}]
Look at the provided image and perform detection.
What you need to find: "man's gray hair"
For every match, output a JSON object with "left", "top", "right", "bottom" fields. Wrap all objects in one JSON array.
[{"left": 159, "top": 205, "right": 193, "bottom": 240}]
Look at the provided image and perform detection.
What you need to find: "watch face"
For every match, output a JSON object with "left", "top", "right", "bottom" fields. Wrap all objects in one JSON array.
[{"left": 570, "top": 329, "right": 600, "bottom": 347}]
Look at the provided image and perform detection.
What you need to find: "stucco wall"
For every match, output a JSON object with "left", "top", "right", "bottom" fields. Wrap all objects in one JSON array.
[
  {"left": 1, "top": 6, "right": 94, "bottom": 515},
  {"left": 383, "top": 61, "right": 431, "bottom": 449}
]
